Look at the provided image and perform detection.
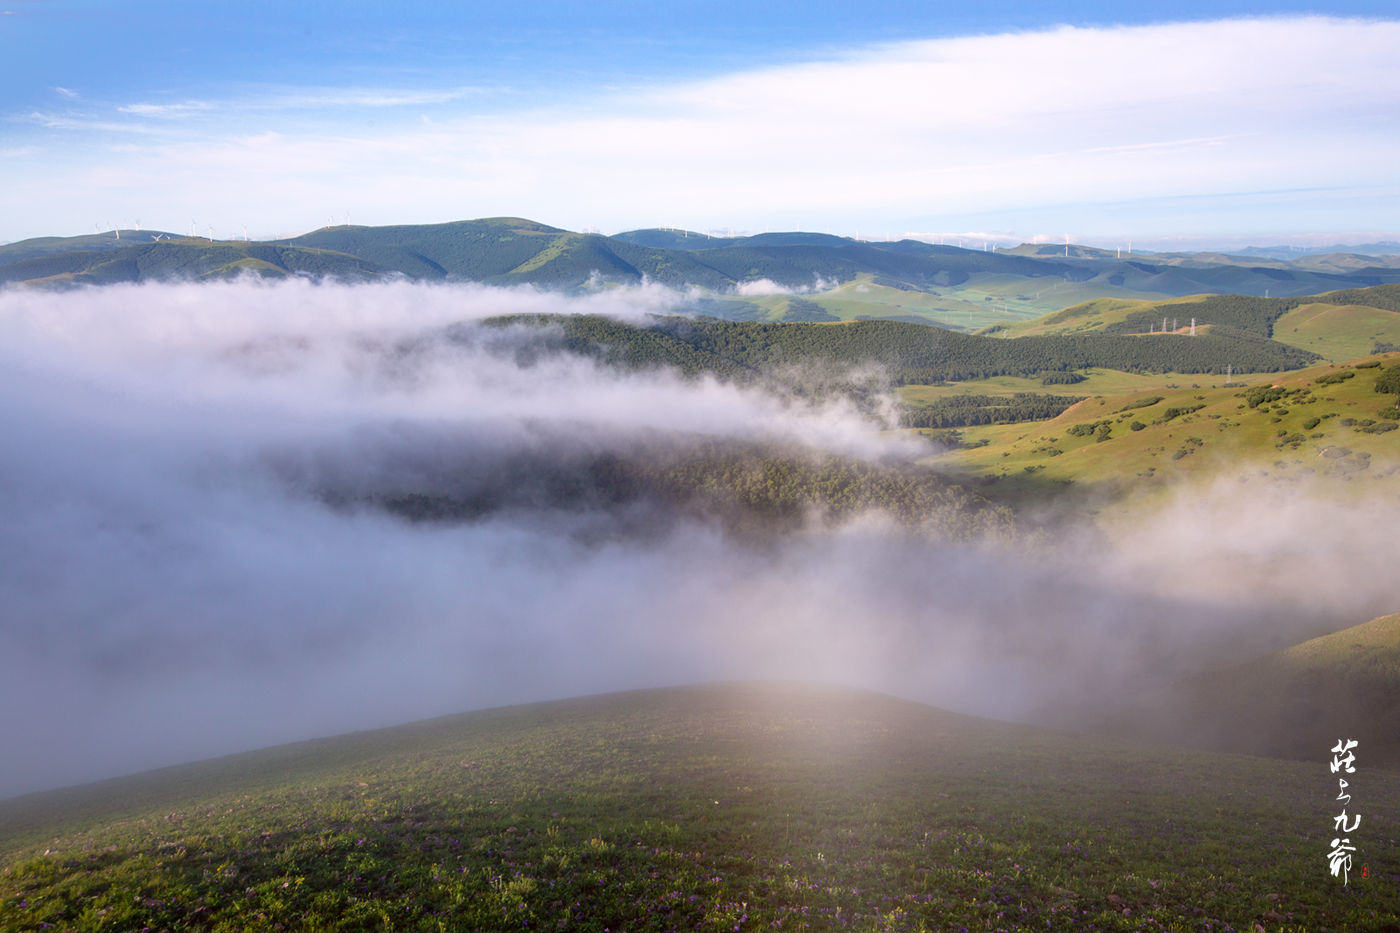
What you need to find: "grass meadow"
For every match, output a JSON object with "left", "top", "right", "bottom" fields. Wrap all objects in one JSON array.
[
  {"left": 2, "top": 684, "right": 1397, "bottom": 932},
  {"left": 920, "top": 355, "right": 1400, "bottom": 506}
]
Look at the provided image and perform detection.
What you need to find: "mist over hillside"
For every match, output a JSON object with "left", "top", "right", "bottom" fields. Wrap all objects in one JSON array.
[{"left": 2, "top": 279, "right": 1397, "bottom": 797}]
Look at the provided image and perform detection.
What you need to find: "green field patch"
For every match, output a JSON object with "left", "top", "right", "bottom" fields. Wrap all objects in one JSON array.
[
  {"left": 921, "top": 354, "right": 1400, "bottom": 497},
  {"left": 505, "top": 234, "right": 576, "bottom": 274},
  {"left": 1273, "top": 303, "right": 1400, "bottom": 362},
  {"left": 901, "top": 371, "right": 1246, "bottom": 406}
]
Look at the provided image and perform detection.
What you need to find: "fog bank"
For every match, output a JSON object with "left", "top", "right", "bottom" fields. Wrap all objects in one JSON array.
[{"left": 1, "top": 280, "right": 1394, "bottom": 797}]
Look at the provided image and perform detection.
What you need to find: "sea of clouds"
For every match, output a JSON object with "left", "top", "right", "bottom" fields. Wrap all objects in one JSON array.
[{"left": 1, "top": 279, "right": 1395, "bottom": 797}]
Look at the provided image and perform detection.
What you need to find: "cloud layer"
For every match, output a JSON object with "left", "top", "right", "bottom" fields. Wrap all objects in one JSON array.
[
  {"left": 3, "top": 280, "right": 1399, "bottom": 798},
  {"left": 5, "top": 16, "right": 1399, "bottom": 244}
]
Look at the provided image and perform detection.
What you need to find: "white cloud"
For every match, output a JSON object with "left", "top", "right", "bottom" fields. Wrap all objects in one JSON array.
[
  {"left": 118, "top": 100, "right": 213, "bottom": 117},
  {"left": 273, "top": 87, "right": 481, "bottom": 109},
  {"left": 23, "top": 109, "right": 150, "bottom": 133},
  {"left": 5, "top": 16, "right": 1399, "bottom": 242},
  {"left": 734, "top": 278, "right": 792, "bottom": 296}
]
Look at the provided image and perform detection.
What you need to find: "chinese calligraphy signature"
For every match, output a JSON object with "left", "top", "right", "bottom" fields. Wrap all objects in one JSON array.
[{"left": 1328, "top": 738, "right": 1361, "bottom": 885}]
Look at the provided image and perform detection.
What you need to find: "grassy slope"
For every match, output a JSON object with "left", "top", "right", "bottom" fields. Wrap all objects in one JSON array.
[
  {"left": 919, "top": 354, "right": 1400, "bottom": 506},
  {"left": 1272, "top": 303, "right": 1400, "bottom": 362},
  {"left": 783, "top": 275, "right": 1174, "bottom": 332},
  {"left": 0, "top": 231, "right": 179, "bottom": 264},
  {"left": 900, "top": 369, "right": 1214, "bottom": 401},
  {"left": 3, "top": 683, "right": 1396, "bottom": 932},
  {"left": 0, "top": 239, "right": 383, "bottom": 286},
  {"left": 984, "top": 296, "right": 1211, "bottom": 338},
  {"left": 986, "top": 285, "right": 1400, "bottom": 344},
  {"left": 1126, "top": 613, "right": 1400, "bottom": 770}
]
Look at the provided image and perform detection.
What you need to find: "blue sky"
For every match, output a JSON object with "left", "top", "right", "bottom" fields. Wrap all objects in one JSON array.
[{"left": 3, "top": 0, "right": 1398, "bottom": 247}]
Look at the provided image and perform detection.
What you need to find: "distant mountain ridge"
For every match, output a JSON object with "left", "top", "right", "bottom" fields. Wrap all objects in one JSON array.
[{"left": 5, "top": 219, "right": 1400, "bottom": 313}]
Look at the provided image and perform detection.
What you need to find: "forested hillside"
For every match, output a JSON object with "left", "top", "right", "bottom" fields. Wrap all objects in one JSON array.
[
  {"left": 488, "top": 314, "right": 1319, "bottom": 384},
  {"left": 346, "top": 435, "right": 1018, "bottom": 543}
]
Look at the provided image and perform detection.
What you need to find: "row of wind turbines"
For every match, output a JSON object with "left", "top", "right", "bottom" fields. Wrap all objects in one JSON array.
[
  {"left": 97, "top": 210, "right": 356, "bottom": 243},
  {"left": 96, "top": 220, "right": 254, "bottom": 243}
]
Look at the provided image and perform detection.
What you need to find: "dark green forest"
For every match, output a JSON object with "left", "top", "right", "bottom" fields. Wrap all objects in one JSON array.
[
  {"left": 485, "top": 313, "right": 1319, "bottom": 384},
  {"left": 900, "top": 393, "right": 1085, "bottom": 428}
]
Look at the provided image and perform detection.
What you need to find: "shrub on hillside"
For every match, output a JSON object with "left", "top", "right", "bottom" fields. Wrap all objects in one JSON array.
[
  {"left": 1244, "top": 386, "right": 1287, "bottom": 408},
  {"left": 1375, "top": 364, "right": 1400, "bottom": 398}
]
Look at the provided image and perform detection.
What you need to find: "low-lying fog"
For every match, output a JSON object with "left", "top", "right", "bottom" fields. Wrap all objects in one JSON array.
[{"left": 1, "top": 280, "right": 1394, "bottom": 797}]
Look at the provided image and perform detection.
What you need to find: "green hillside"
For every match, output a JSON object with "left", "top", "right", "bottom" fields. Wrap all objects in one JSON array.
[
  {"left": 1273, "top": 302, "right": 1400, "bottom": 361},
  {"left": 1121, "top": 613, "right": 1400, "bottom": 768},
  {"left": 8, "top": 222, "right": 1400, "bottom": 331},
  {"left": 0, "top": 230, "right": 179, "bottom": 265},
  {"left": 0, "top": 238, "right": 382, "bottom": 286},
  {"left": 494, "top": 313, "right": 1318, "bottom": 386},
  {"left": 756, "top": 274, "right": 1173, "bottom": 330},
  {"left": 3, "top": 684, "right": 1396, "bottom": 931},
  {"left": 925, "top": 353, "right": 1400, "bottom": 499},
  {"left": 282, "top": 222, "right": 1076, "bottom": 293},
  {"left": 986, "top": 284, "right": 1400, "bottom": 345},
  {"left": 285, "top": 220, "right": 733, "bottom": 289}
]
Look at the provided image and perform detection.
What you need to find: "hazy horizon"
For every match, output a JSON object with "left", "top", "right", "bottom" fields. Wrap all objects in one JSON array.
[{"left": 7, "top": 220, "right": 1400, "bottom": 258}]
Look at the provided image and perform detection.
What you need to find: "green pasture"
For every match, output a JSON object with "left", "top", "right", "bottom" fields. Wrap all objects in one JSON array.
[
  {"left": 3, "top": 684, "right": 1395, "bottom": 932},
  {"left": 918, "top": 355, "right": 1400, "bottom": 503},
  {"left": 899, "top": 369, "right": 1233, "bottom": 403},
  {"left": 1273, "top": 304, "right": 1400, "bottom": 362}
]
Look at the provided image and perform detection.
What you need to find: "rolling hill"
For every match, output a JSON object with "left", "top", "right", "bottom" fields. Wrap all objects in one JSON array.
[
  {"left": 0, "top": 229, "right": 181, "bottom": 265},
  {"left": 7, "top": 221, "right": 1400, "bottom": 333},
  {"left": 1132, "top": 612, "right": 1400, "bottom": 768},
  {"left": 3, "top": 683, "right": 1396, "bottom": 931},
  {"left": 486, "top": 312, "right": 1319, "bottom": 387},
  {"left": 919, "top": 353, "right": 1400, "bottom": 498},
  {"left": 0, "top": 237, "right": 382, "bottom": 287},
  {"left": 982, "top": 284, "right": 1400, "bottom": 361}
]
